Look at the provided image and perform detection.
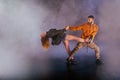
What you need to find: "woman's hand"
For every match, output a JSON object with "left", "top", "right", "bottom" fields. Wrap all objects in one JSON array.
[{"left": 65, "top": 26, "right": 70, "bottom": 30}]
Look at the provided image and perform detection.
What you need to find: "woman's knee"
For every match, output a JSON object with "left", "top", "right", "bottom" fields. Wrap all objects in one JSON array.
[{"left": 65, "top": 35, "right": 72, "bottom": 40}]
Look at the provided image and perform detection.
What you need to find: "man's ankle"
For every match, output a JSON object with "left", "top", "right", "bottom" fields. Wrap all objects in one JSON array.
[{"left": 96, "top": 58, "right": 100, "bottom": 60}]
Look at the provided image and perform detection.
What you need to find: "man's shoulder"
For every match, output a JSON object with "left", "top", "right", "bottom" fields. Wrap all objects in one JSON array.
[
  {"left": 94, "top": 24, "right": 98, "bottom": 27},
  {"left": 80, "top": 23, "right": 88, "bottom": 26},
  {"left": 83, "top": 22, "right": 88, "bottom": 25}
]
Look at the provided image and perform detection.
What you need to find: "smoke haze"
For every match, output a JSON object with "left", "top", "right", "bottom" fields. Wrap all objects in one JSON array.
[{"left": 0, "top": 0, "right": 120, "bottom": 79}]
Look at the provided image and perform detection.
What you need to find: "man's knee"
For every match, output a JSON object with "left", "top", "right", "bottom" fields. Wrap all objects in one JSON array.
[
  {"left": 71, "top": 43, "right": 82, "bottom": 53},
  {"left": 89, "top": 43, "right": 100, "bottom": 52},
  {"left": 76, "top": 43, "right": 83, "bottom": 49},
  {"left": 73, "top": 45, "right": 80, "bottom": 52}
]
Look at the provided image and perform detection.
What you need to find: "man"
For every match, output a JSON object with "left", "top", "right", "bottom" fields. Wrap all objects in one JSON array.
[{"left": 66, "top": 15, "right": 103, "bottom": 64}]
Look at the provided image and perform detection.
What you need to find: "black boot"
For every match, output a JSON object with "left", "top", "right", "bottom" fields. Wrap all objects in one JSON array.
[
  {"left": 96, "top": 59, "right": 104, "bottom": 65},
  {"left": 66, "top": 58, "right": 78, "bottom": 65}
]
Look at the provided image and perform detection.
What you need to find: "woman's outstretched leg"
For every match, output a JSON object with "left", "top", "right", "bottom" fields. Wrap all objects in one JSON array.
[
  {"left": 63, "top": 34, "right": 88, "bottom": 57},
  {"left": 64, "top": 34, "right": 88, "bottom": 64},
  {"left": 65, "top": 34, "right": 88, "bottom": 42}
]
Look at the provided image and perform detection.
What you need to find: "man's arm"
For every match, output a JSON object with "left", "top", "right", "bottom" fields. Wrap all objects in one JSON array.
[
  {"left": 91, "top": 25, "right": 98, "bottom": 42},
  {"left": 66, "top": 24, "right": 84, "bottom": 31}
]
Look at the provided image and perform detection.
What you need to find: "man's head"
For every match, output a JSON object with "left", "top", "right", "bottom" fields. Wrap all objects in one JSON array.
[{"left": 88, "top": 15, "right": 94, "bottom": 24}]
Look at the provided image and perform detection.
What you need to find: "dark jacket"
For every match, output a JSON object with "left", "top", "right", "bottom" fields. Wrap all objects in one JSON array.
[{"left": 46, "top": 28, "right": 66, "bottom": 45}]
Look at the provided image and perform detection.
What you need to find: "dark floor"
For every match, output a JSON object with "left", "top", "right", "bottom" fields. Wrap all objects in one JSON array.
[
  {"left": 2, "top": 46, "right": 118, "bottom": 80},
  {"left": 2, "top": 53, "right": 120, "bottom": 80},
  {"left": 42, "top": 58, "right": 100, "bottom": 80},
  {"left": 28, "top": 55, "right": 117, "bottom": 80}
]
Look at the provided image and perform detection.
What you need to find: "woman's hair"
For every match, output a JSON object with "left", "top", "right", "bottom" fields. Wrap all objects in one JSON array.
[{"left": 41, "top": 35, "right": 50, "bottom": 50}]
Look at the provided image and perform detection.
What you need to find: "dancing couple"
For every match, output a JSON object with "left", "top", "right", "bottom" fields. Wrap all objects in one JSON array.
[{"left": 41, "top": 15, "right": 103, "bottom": 65}]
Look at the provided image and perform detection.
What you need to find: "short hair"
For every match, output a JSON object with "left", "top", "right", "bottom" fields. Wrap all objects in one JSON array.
[{"left": 88, "top": 15, "right": 94, "bottom": 19}]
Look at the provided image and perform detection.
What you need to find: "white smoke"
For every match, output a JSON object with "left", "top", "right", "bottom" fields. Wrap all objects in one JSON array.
[
  {"left": 0, "top": 0, "right": 51, "bottom": 79},
  {"left": 1, "top": 0, "right": 120, "bottom": 79},
  {"left": 98, "top": 0, "right": 120, "bottom": 78}
]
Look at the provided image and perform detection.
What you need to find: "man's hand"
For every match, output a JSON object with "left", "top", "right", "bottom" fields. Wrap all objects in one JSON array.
[
  {"left": 65, "top": 26, "right": 70, "bottom": 30},
  {"left": 87, "top": 35, "right": 94, "bottom": 44},
  {"left": 85, "top": 38, "right": 89, "bottom": 42},
  {"left": 88, "top": 39, "right": 94, "bottom": 44},
  {"left": 90, "top": 40, "right": 93, "bottom": 43}
]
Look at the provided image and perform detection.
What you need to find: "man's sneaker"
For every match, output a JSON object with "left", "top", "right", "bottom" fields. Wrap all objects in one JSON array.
[
  {"left": 66, "top": 58, "right": 71, "bottom": 64},
  {"left": 96, "top": 59, "right": 104, "bottom": 65},
  {"left": 66, "top": 58, "right": 78, "bottom": 65},
  {"left": 70, "top": 59, "right": 78, "bottom": 65}
]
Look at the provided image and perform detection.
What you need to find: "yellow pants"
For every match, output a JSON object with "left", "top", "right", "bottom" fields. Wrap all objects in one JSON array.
[{"left": 70, "top": 42, "right": 100, "bottom": 59}]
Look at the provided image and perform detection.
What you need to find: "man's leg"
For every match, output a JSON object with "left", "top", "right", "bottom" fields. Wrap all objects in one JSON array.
[
  {"left": 88, "top": 43, "right": 103, "bottom": 64},
  {"left": 63, "top": 34, "right": 87, "bottom": 58},
  {"left": 69, "top": 42, "right": 86, "bottom": 60},
  {"left": 66, "top": 42, "right": 86, "bottom": 64},
  {"left": 87, "top": 43, "right": 100, "bottom": 59}
]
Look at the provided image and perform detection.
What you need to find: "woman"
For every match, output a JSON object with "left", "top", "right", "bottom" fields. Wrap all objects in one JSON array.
[{"left": 40, "top": 27, "right": 88, "bottom": 56}]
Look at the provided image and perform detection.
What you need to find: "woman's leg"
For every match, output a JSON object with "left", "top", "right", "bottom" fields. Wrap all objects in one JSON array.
[
  {"left": 65, "top": 34, "right": 86, "bottom": 42},
  {"left": 63, "top": 40, "right": 75, "bottom": 60},
  {"left": 63, "top": 40, "right": 70, "bottom": 56},
  {"left": 63, "top": 34, "right": 86, "bottom": 60}
]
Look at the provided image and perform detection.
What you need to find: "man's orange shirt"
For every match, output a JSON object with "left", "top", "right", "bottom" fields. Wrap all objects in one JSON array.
[{"left": 69, "top": 23, "right": 98, "bottom": 39}]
